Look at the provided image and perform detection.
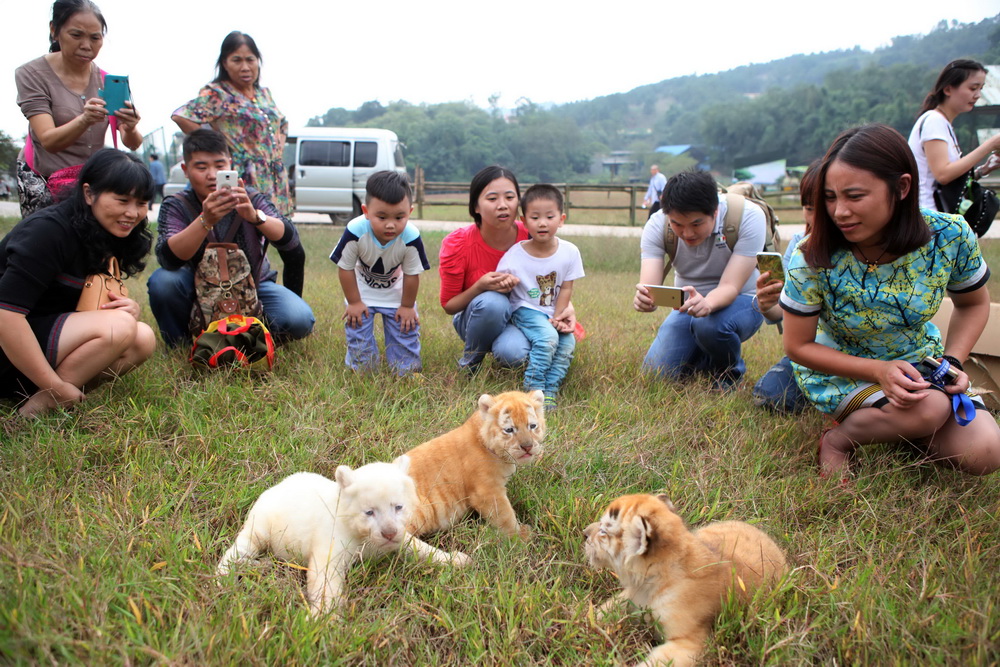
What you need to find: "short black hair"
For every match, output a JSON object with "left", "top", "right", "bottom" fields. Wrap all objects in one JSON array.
[
  {"left": 49, "top": 0, "right": 106, "bottom": 53},
  {"left": 799, "top": 160, "right": 821, "bottom": 208},
  {"left": 660, "top": 170, "right": 718, "bottom": 216},
  {"left": 521, "top": 184, "right": 563, "bottom": 213},
  {"left": 182, "top": 129, "right": 230, "bottom": 163},
  {"left": 365, "top": 170, "right": 411, "bottom": 206}
]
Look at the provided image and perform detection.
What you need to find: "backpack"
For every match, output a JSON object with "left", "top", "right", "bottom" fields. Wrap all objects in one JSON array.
[
  {"left": 661, "top": 181, "right": 781, "bottom": 279},
  {"left": 177, "top": 196, "right": 265, "bottom": 337},
  {"left": 189, "top": 314, "right": 275, "bottom": 371}
]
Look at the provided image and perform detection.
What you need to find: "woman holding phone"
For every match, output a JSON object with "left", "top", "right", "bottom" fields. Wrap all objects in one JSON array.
[
  {"left": 171, "top": 31, "right": 292, "bottom": 217},
  {"left": 782, "top": 124, "right": 1000, "bottom": 479},
  {"left": 907, "top": 59, "right": 1000, "bottom": 212},
  {"left": 15, "top": 0, "right": 143, "bottom": 217}
]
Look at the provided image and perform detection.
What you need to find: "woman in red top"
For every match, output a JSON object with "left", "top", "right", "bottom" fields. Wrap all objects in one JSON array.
[{"left": 439, "top": 166, "right": 573, "bottom": 372}]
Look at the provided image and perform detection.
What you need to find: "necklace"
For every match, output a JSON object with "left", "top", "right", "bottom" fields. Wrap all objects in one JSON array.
[{"left": 855, "top": 244, "right": 889, "bottom": 272}]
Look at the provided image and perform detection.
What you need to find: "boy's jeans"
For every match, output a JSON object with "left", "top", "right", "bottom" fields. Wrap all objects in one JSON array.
[
  {"left": 512, "top": 307, "right": 575, "bottom": 395},
  {"left": 642, "top": 294, "right": 763, "bottom": 386},
  {"left": 345, "top": 306, "right": 421, "bottom": 375}
]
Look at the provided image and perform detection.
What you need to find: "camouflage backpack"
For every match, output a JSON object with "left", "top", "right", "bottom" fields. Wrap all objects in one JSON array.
[
  {"left": 660, "top": 181, "right": 781, "bottom": 279},
  {"left": 180, "top": 199, "right": 264, "bottom": 337}
]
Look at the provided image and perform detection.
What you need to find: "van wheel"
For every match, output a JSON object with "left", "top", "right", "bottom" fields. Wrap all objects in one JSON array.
[
  {"left": 329, "top": 213, "right": 351, "bottom": 224},
  {"left": 352, "top": 197, "right": 362, "bottom": 218}
]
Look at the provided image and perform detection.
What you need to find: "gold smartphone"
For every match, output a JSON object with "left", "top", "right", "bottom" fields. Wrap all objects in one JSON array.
[
  {"left": 642, "top": 284, "right": 686, "bottom": 309},
  {"left": 756, "top": 252, "right": 785, "bottom": 285}
]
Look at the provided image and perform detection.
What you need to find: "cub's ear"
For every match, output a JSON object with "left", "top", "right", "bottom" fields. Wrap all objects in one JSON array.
[
  {"left": 527, "top": 390, "right": 545, "bottom": 406},
  {"left": 478, "top": 393, "right": 495, "bottom": 413},
  {"left": 392, "top": 454, "right": 411, "bottom": 475},
  {"left": 624, "top": 514, "right": 654, "bottom": 560},
  {"left": 655, "top": 494, "right": 676, "bottom": 512},
  {"left": 334, "top": 465, "right": 354, "bottom": 489}
]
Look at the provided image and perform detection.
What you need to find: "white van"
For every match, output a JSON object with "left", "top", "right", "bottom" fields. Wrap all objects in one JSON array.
[
  {"left": 285, "top": 127, "right": 406, "bottom": 221},
  {"left": 164, "top": 127, "right": 406, "bottom": 221}
]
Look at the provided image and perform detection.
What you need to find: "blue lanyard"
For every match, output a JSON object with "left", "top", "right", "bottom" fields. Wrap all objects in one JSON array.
[{"left": 924, "top": 359, "right": 975, "bottom": 426}]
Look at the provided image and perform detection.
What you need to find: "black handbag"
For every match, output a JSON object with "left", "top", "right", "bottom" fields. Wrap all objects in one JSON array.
[{"left": 933, "top": 171, "right": 1000, "bottom": 237}]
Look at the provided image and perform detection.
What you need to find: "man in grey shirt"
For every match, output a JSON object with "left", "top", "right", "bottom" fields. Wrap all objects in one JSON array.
[{"left": 633, "top": 170, "right": 765, "bottom": 390}]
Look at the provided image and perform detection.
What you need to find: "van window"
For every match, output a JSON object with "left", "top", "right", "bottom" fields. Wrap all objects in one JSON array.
[
  {"left": 393, "top": 142, "right": 406, "bottom": 169},
  {"left": 355, "top": 142, "right": 377, "bottom": 168},
  {"left": 300, "top": 140, "right": 351, "bottom": 167}
]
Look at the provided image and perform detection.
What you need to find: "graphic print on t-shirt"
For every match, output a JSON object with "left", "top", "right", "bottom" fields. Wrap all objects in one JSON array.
[
  {"left": 357, "top": 257, "right": 397, "bottom": 290},
  {"left": 535, "top": 271, "right": 556, "bottom": 306}
]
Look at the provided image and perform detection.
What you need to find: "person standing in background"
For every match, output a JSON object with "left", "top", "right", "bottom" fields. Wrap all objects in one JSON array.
[
  {"left": 642, "top": 164, "right": 667, "bottom": 214},
  {"left": 148, "top": 153, "right": 166, "bottom": 202}
]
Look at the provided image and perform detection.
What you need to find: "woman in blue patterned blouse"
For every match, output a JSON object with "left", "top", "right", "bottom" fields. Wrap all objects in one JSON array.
[{"left": 781, "top": 123, "right": 1000, "bottom": 479}]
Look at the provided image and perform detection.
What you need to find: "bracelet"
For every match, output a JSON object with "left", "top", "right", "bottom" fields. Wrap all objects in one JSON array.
[
  {"left": 751, "top": 294, "right": 763, "bottom": 314},
  {"left": 941, "top": 354, "right": 964, "bottom": 372},
  {"left": 199, "top": 215, "right": 214, "bottom": 232}
]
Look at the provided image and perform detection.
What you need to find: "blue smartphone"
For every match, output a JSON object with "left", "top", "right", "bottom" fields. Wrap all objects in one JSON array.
[{"left": 99, "top": 74, "right": 131, "bottom": 115}]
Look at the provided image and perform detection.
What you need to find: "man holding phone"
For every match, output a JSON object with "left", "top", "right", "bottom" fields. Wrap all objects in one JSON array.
[
  {"left": 633, "top": 170, "right": 766, "bottom": 391},
  {"left": 146, "top": 129, "right": 314, "bottom": 347}
]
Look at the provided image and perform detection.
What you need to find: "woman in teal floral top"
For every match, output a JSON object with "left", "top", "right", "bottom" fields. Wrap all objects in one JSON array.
[
  {"left": 781, "top": 124, "right": 1000, "bottom": 479},
  {"left": 171, "top": 31, "right": 291, "bottom": 216}
]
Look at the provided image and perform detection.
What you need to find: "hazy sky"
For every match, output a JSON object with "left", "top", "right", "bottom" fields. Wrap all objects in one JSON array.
[{"left": 5, "top": 0, "right": 999, "bottom": 153}]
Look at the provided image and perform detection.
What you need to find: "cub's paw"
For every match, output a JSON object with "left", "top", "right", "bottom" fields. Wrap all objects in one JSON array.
[
  {"left": 448, "top": 550, "right": 473, "bottom": 568},
  {"left": 516, "top": 524, "right": 532, "bottom": 541}
]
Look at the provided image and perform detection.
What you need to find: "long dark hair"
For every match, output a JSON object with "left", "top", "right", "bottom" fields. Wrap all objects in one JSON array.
[
  {"left": 919, "top": 59, "right": 988, "bottom": 115},
  {"left": 68, "top": 149, "right": 153, "bottom": 277},
  {"left": 212, "top": 31, "right": 262, "bottom": 86},
  {"left": 49, "top": 0, "right": 106, "bottom": 52},
  {"left": 804, "top": 124, "right": 928, "bottom": 269},
  {"left": 468, "top": 165, "right": 520, "bottom": 227}
]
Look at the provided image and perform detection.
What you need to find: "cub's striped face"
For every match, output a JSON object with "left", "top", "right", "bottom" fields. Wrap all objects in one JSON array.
[
  {"left": 480, "top": 391, "right": 546, "bottom": 465},
  {"left": 584, "top": 494, "right": 677, "bottom": 571}
]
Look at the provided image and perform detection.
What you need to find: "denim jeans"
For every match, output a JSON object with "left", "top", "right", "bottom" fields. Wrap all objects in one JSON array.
[
  {"left": 345, "top": 306, "right": 421, "bottom": 375},
  {"left": 147, "top": 266, "right": 315, "bottom": 348},
  {"left": 511, "top": 307, "right": 575, "bottom": 395},
  {"left": 642, "top": 294, "right": 763, "bottom": 384},
  {"left": 451, "top": 290, "right": 529, "bottom": 369},
  {"left": 752, "top": 355, "right": 808, "bottom": 413}
]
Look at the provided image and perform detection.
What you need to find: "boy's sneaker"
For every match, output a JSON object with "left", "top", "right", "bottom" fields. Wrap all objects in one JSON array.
[
  {"left": 544, "top": 395, "right": 558, "bottom": 411},
  {"left": 458, "top": 352, "right": 486, "bottom": 376}
]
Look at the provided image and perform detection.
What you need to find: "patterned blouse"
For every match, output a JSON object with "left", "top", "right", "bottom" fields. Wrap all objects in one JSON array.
[
  {"left": 780, "top": 209, "right": 989, "bottom": 416},
  {"left": 173, "top": 81, "right": 292, "bottom": 215}
]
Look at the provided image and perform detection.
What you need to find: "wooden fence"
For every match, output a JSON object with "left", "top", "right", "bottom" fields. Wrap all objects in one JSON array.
[{"left": 412, "top": 167, "right": 805, "bottom": 226}]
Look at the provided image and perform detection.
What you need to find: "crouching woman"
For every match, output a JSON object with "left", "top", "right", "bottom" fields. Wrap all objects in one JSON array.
[{"left": 0, "top": 149, "right": 156, "bottom": 417}]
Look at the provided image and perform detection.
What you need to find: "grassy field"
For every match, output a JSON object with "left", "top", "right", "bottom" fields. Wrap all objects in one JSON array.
[{"left": 1, "top": 216, "right": 999, "bottom": 665}]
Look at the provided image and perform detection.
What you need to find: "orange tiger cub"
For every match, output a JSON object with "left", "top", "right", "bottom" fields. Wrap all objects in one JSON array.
[
  {"left": 405, "top": 390, "right": 546, "bottom": 540},
  {"left": 584, "top": 494, "right": 788, "bottom": 667}
]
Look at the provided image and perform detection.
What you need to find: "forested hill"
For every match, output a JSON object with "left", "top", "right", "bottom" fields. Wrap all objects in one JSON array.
[{"left": 309, "top": 15, "right": 1000, "bottom": 181}]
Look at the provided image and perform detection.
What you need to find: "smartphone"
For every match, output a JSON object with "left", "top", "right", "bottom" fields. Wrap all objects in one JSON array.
[
  {"left": 756, "top": 252, "right": 785, "bottom": 285},
  {"left": 641, "top": 284, "right": 686, "bottom": 309},
  {"left": 98, "top": 74, "right": 131, "bottom": 115},
  {"left": 215, "top": 170, "right": 238, "bottom": 190},
  {"left": 918, "top": 356, "right": 960, "bottom": 384}
]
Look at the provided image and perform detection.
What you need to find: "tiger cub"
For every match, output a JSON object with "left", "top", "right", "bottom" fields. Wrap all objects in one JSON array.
[
  {"left": 405, "top": 390, "right": 546, "bottom": 540},
  {"left": 584, "top": 494, "right": 788, "bottom": 667}
]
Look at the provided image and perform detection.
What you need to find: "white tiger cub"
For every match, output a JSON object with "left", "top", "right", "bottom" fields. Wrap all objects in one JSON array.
[{"left": 216, "top": 456, "right": 471, "bottom": 615}]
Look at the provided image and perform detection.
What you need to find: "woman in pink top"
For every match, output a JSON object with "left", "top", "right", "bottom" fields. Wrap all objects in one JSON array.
[{"left": 439, "top": 165, "right": 574, "bottom": 372}]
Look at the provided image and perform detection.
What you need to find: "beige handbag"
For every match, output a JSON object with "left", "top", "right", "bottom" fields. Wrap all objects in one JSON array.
[{"left": 76, "top": 257, "right": 128, "bottom": 311}]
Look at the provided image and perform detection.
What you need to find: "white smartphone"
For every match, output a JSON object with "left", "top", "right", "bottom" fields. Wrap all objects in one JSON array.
[
  {"left": 641, "top": 284, "right": 686, "bottom": 309},
  {"left": 215, "top": 170, "right": 238, "bottom": 190},
  {"left": 756, "top": 252, "right": 785, "bottom": 285}
]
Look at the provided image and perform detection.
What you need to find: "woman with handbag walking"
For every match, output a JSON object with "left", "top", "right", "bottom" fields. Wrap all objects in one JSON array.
[
  {"left": 0, "top": 149, "right": 156, "bottom": 418},
  {"left": 15, "top": 0, "right": 143, "bottom": 217},
  {"left": 907, "top": 60, "right": 1000, "bottom": 214}
]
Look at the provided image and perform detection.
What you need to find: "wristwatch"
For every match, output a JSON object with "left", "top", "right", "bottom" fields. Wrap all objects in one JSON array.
[{"left": 251, "top": 209, "right": 267, "bottom": 226}]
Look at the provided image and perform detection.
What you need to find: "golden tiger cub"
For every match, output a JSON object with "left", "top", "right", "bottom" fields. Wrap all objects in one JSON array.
[
  {"left": 405, "top": 390, "right": 546, "bottom": 540},
  {"left": 584, "top": 494, "right": 788, "bottom": 667}
]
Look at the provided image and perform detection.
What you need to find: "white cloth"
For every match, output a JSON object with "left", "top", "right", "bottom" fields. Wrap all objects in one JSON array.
[
  {"left": 497, "top": 238, "right": 585, "bottom": 316},
  {"left": 639, "top": 194, "right": 765, "bottom": 296},
  {"left": 908, "top": 109, "right": 961, "bottom": 210},
  {"left": 329, "top": 216, "right": 429, "bottom": 308}
]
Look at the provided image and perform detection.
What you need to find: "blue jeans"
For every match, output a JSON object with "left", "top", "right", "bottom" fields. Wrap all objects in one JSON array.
[
  {"left": 451, "top": 290, "right": 529, "bottom": 369},
  {"left": 511, "top": 307, "right": 575, "bottom": 395},
  {"left": 752, "top": 356, "right": 808, "bottom": 413},
  {"left": 345, "top": 306, "right": 421, "bottom": 375},
  {"left": 147, "top": 266, "right": 315, "bottom": 348},
  {"left": 643, "top": 294, "right": 763, "bottom": 385}
]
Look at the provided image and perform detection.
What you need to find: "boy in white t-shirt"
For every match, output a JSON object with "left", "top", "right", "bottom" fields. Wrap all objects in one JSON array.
[
  {"left": 330, "top": 171, "right": 429, "bottom": 375},
  {"left": 497, "top": 185, "right": 585, "bottom": 409}
]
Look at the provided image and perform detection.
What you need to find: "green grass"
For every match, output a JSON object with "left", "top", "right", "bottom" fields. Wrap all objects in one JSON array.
[{"left": 2, "top": 216, "right": 1000, "bottom": 665}]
